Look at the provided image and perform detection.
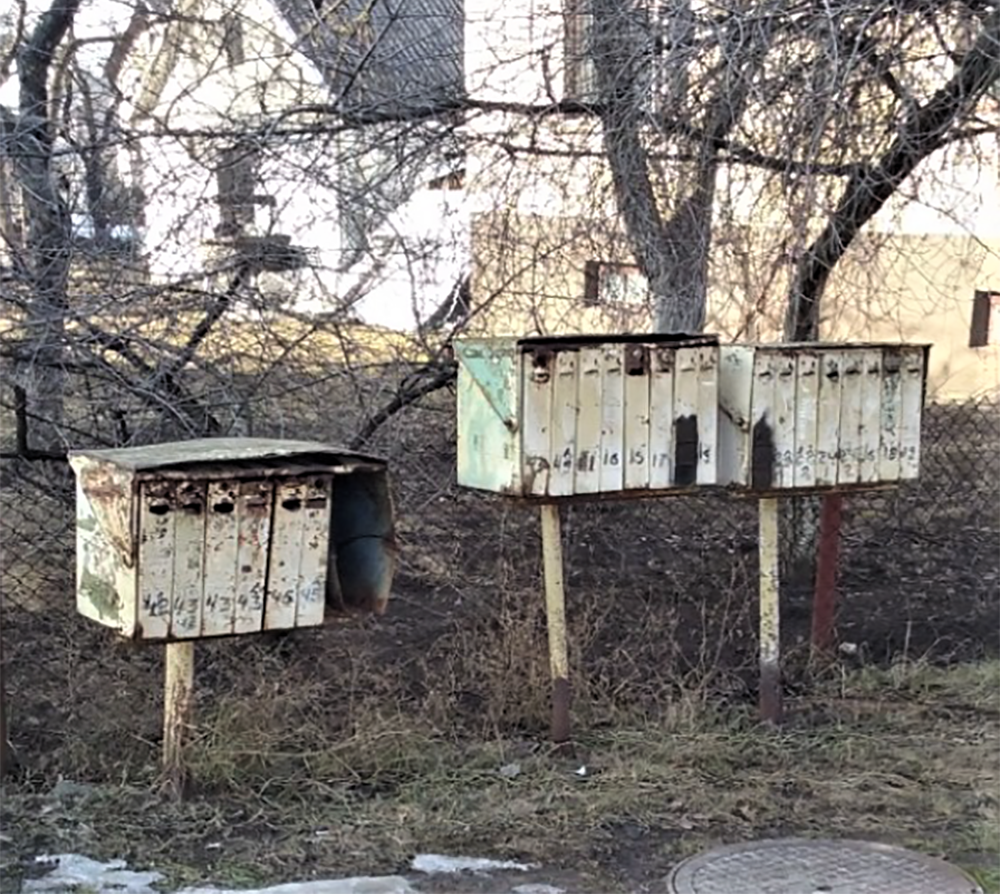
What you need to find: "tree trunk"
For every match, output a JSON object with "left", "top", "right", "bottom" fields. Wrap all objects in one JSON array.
[
  {"left": 780, "top": 8, "right": 1000, "bottom": 580},
  {"left": 590, "top": 0, "right": 771, "bottom": 334},
  {"left": 9, "top": 0, "right": 82, "bottom": 451}
]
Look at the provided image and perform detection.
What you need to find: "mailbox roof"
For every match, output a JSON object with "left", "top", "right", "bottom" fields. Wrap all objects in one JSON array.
[
  {"left": 68, "top": 438, "right": 387, "bottom": 471},
  {"left": 741, "top": 341, "right": 932, "bottom": 351}
]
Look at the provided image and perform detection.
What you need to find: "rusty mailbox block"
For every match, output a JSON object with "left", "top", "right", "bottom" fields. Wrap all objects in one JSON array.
[
  {"left": 717, "top": 343, "right": 930, "bottom": 493},
  {"left": 455, "top": 333, "right": 721, "bottom": 499},
  {"left": 69, "top": 438, "right": 396, "bottom": 640}
]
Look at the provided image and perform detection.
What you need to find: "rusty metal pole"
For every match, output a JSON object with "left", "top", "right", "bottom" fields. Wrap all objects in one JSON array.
[
  {"left": 540, "top": 503, "right": 571, "bottom": 745},
  {"left": 811, "top": 493, "right": 843, "bottom": 659},
  {"left": 163, "top": 640, "right": 195, "bottom": 798},
  {"left": 758, "top": 497, "right": 783, "bottom": 725}
]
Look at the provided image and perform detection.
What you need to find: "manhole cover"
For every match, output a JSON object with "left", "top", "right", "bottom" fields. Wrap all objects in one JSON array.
[{"left": 666, "top": 838, "right": 982, "bottom": 894}]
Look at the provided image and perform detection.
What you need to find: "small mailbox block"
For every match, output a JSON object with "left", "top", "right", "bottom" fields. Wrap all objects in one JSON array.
[
  {"left": 456, "top": 334, "right": 721, "bottom": 498},
  {"left": 717, "top": 343, "right": 930, "bottom": 492},
  {"left": 69, "top": 438, "right": 396, "bottom": 640}
]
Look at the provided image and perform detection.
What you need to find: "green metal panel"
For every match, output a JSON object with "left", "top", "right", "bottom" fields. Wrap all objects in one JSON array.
[{"left": 455, "top": 337, "right": 521, "bottom": 494}]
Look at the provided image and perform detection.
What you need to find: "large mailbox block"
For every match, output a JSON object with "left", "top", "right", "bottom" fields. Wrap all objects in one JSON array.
[
  {"left": 717, "top": 343, "right": 930, "bottom": 492},
  {"left": 69, "top": 438, "right": 396, "bottom": 640},
  {"left": 456, "top": 334, "right": 721, "bottom": 497}
]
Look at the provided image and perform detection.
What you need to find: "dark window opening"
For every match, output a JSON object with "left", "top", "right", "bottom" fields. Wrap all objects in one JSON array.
[
  {"left": 564, "top": 0, "right": 594, "bottom": 101},
  {"left": 215, "top": 143, "right": 271, "bottom": 239},
  {"left": 563, "top": 0, "right": 660, "bottom": 105},
  {"left": 969, "top": 289, "right": 1000, "bottom": 348},
  {"left": 223, "top": 14, "right": 246, "bottom": 67},
  {"left": 428, "top": 169, "right": 465, "bottom": 191}
]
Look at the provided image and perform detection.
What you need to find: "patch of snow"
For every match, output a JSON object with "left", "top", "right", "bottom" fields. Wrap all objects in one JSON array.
[
  {"left": 511, "top": 886, "right": 565, "bottom": 894},
  {"left": 25, "top": 855, "right": 415, "bottom": 894},
  {"left": 178, "top": 881, "right": 415, "bottom": 894},
  {"left": 410, "top": 855, "right": 535, "bottom": 875},
  {"left": 26, "top": 855, "right": 164, "bottom": 893}
]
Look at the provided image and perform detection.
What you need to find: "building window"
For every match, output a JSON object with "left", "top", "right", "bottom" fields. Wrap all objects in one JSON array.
[
  {"left": 427, "top": 169, "right": 465, "bottom": 190},
  {"left": 584, "top": 261, "right": 649, "bottom": 307},
  {"left": 969, "top": 290, "right": 1000, "bottom": 348},
  {"left": 563, "top": 0, "right": 660, "bottom": 106},
  {"left": 564, "top": 0, "right": 594, "bottom": 101},
  {"left": 222, "top": 14, "right": 246, "bottom": 67},
  {"left": 215, "top": 143, "right": 269, "bottom": 238}
]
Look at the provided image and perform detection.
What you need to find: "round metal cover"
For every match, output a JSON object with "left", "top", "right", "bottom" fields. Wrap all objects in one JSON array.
[{"left": 666, "top": 838, "right": 982, "bottom": 894}]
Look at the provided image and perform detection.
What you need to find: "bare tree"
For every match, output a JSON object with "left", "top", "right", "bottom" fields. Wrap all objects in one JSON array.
[
  {"left": 0, "top": 0, "right": 995, "bottom": 456},
  {"left": 4, "top": 0, "right": 82, "bottom": 451}
]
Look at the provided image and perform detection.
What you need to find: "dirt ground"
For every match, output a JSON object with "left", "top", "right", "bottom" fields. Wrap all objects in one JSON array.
[{"left": 1, "top": 400, "right": 998, "bottom": 892}]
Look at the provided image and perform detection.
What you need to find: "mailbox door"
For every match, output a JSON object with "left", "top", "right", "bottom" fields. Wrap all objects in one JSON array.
[
  {"left": 232, "top": 480, "right": 272, "bottom": 634},
  {"left": 137, "top": 481, "right": 176, "bottom": 639},
  {"left": 264, "top": 477, "right": 330, "bottom": 630},
  {"left": 170, "top": 481, "right": 207, "bottom": 638},
  {"left": 201, "top": 480, "right": 241, "bottom": 636}
]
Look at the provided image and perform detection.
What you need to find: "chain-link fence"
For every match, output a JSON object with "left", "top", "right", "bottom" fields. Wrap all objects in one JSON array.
[{"left": 1, "top": 391, "right": 997, "bottom": 781}]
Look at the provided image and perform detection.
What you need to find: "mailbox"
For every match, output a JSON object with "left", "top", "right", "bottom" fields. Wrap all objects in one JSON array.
[
  {"left": 717, "top": 343, "right": 930, "bottom": 492},
  {"left": 455, "top": 334, "right": 720, "bottom": 498},
  {"left": 69, "top": 438, "right": 396, "bottom": 640}
]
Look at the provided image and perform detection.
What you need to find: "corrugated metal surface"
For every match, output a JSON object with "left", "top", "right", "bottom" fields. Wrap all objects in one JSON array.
[
  {"left": 71, "top": 437, "right": 385, "bottom": 472},
  {"left": 274, "top": 0, "right": 463, "bottom": 116},
  {"left": 69, "top": 438, "right": 395, "bottom": 640}
]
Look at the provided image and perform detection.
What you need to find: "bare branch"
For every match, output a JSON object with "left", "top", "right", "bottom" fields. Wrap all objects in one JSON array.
[{"left": 786, "top": 6, "right": 1000, "bottom": 340}]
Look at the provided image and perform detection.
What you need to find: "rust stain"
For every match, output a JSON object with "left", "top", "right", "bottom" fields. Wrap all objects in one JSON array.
[
  {"left": 625, "top": 344, "right": 648, "bottom": 376},
  {"left": 81, "top": 462, "right": 138, "bottom": 569},
  {"left": 518, "top": 333, "right": 718, "bottom": 350},
  {"left": 177, "top": 481, "right": 204, "bottom": 514},
  {"left": 653, "top": 346, "right": 675, "bottom": 374}
]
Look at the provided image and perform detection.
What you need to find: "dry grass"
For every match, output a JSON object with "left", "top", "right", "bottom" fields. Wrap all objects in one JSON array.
[
  {"left": 1, "top": 385, "right": 997, "bottom": 891},
  {"left": 2, "top": 601, "right": 998, "bottom": 892}
]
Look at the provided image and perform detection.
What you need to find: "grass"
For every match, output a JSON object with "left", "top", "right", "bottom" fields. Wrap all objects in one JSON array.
[
  {"left": 1, "top": 378, "right": 996, "bottom": 892},
  {"left": 2, "top": 657, "right": 997, "bottom": 892}
]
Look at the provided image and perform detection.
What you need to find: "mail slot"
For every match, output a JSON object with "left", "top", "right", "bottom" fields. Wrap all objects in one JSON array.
[
  {"left": 717, "top": 343, "right": 930, "bottom": 492},
  {"left": 69, "top": 438, "right": 396, "bottom": 640},
  {"left": 455, "top": 333, "right": 721, "bottom": 498}
]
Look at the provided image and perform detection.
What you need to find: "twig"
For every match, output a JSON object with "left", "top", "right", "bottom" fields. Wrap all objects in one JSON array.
[{"left": 349, "top": 362, "right": 457, "bottom": 450}]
